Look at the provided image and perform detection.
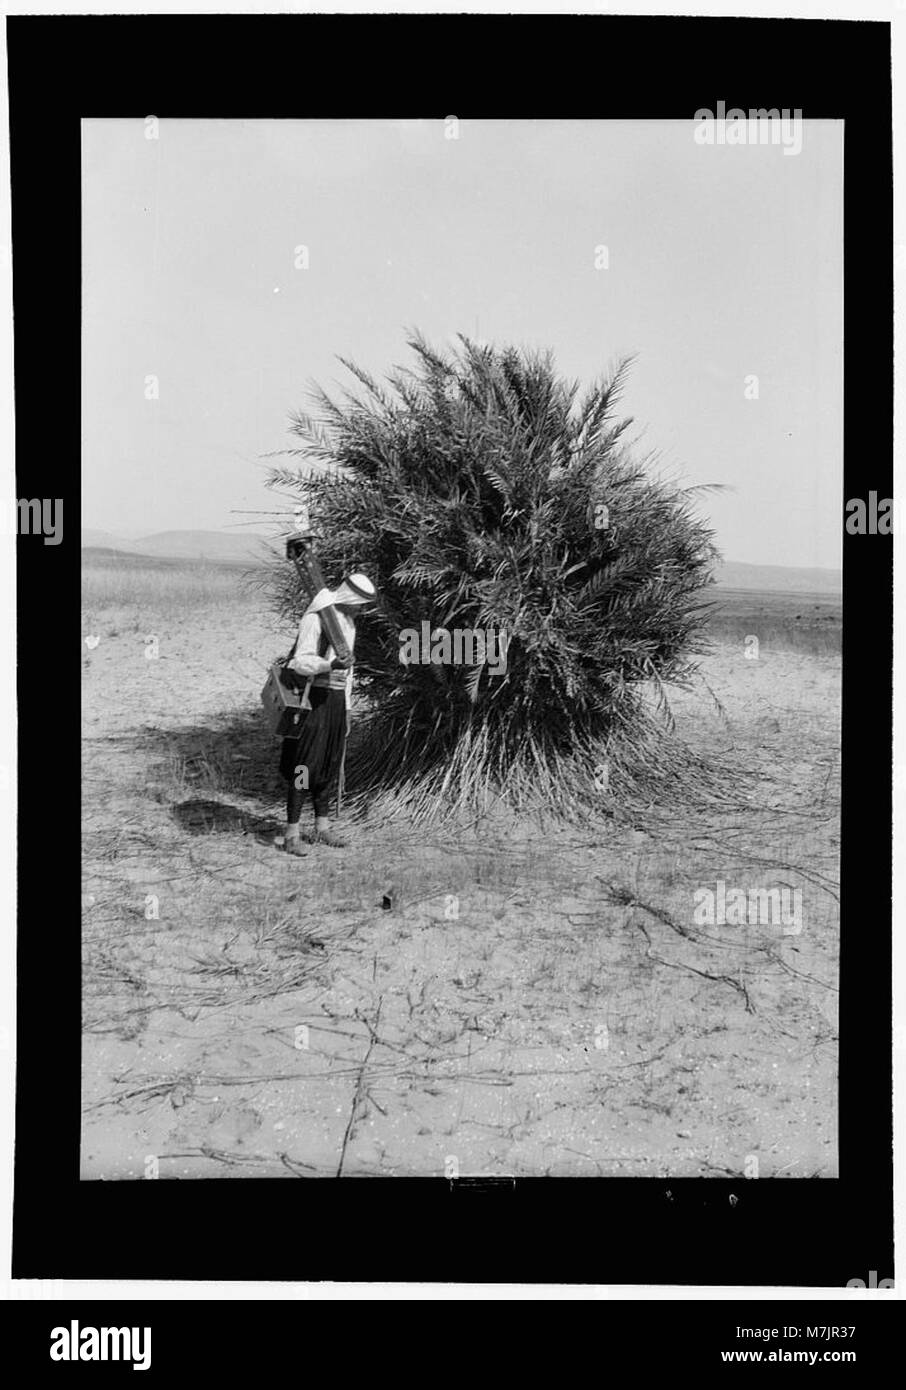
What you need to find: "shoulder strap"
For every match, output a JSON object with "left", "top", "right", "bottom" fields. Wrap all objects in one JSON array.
[
  {"left": 283, "top": 630, "right": 300, "bottom": 667},
  {"left": 285, "top": 613, "right": 331, "bottom": 666}
]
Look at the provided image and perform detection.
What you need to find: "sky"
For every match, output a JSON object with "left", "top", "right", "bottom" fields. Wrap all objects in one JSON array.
[{"left": 82, "top": 117, "right": 843, "bottom": 568}]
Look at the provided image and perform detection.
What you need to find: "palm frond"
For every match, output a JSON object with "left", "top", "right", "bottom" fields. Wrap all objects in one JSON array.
[{"left": 264, "top": 332, "right": 720, "bottom": 821}]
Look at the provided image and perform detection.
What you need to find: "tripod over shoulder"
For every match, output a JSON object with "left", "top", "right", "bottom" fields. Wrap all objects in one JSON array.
[{"left": 285, "top": 532, "right": 352, "bottom": 663}]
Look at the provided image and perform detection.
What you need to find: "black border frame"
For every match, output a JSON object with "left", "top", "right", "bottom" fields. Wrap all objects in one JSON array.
[{"left": 9, "top": 14, "right": 893, "bottom": 1284}]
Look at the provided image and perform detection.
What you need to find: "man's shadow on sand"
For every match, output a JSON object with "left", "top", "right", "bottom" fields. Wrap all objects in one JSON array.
[
  {"left": 134, "top": 708, "right": 373, "bottom": 842},
  {"left": 134, "top": 709, "right": 287, "bottom": 841}
]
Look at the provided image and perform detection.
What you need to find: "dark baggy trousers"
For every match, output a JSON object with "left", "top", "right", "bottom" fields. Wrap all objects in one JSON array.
[{"left": 279, "top": 686, "right": 347, "bottom": 821}]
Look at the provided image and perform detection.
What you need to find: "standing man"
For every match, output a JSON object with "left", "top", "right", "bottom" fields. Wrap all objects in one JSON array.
[{"left": 278, "top": 573, "right": 376, "bottom": 853}]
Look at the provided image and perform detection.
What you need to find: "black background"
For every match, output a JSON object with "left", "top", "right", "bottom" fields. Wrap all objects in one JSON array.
[{"left": 8, "top": 14, "right": 893, "bottom": 1286}]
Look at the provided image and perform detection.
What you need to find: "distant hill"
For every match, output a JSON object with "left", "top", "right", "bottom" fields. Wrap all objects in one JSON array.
[
  {"left": 713, "top": 560, "right": 841, "bottom": 595},
  {"left": 128, "top": 530, "right": 276, "bottom": 563},
  {"left": 81, "top": 528, "right": 275, "bottom": 565},
  {"left": 82, "top": 529, "right": 842, "bottom": 592},
  {"left": 82, "top": 546, "right": 202, "bottom": 568}
]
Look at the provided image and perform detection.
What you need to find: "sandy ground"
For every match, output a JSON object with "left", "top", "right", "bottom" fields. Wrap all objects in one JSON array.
[{"left": 81, "top": 594, "right": 839, "bottom": 1179}]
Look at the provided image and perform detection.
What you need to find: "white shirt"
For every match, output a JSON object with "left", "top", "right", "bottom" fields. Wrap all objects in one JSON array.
[{"left": 286, "top": 609, "right": 356, "bottom": 711}]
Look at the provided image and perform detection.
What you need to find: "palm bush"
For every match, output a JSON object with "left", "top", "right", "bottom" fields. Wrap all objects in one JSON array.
[{"left": 267, "top": 333, "right": 719, "bottom": 821}]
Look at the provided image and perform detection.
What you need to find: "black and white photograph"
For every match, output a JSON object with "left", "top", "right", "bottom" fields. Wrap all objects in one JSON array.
[
  {"left": 4, "top": 5, "right": 896, "bottom": 1309},
  {"left": 78, "top": 112, "right": 845, "bottom": 1183}
]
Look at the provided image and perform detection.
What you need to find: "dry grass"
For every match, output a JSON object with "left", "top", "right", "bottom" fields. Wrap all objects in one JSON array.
[
  {"left": 81, "top": 549, "right": 266, "bottom": 621},
  {"left": 705, "top": 587, "right": 840, "bottom": 656}
]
